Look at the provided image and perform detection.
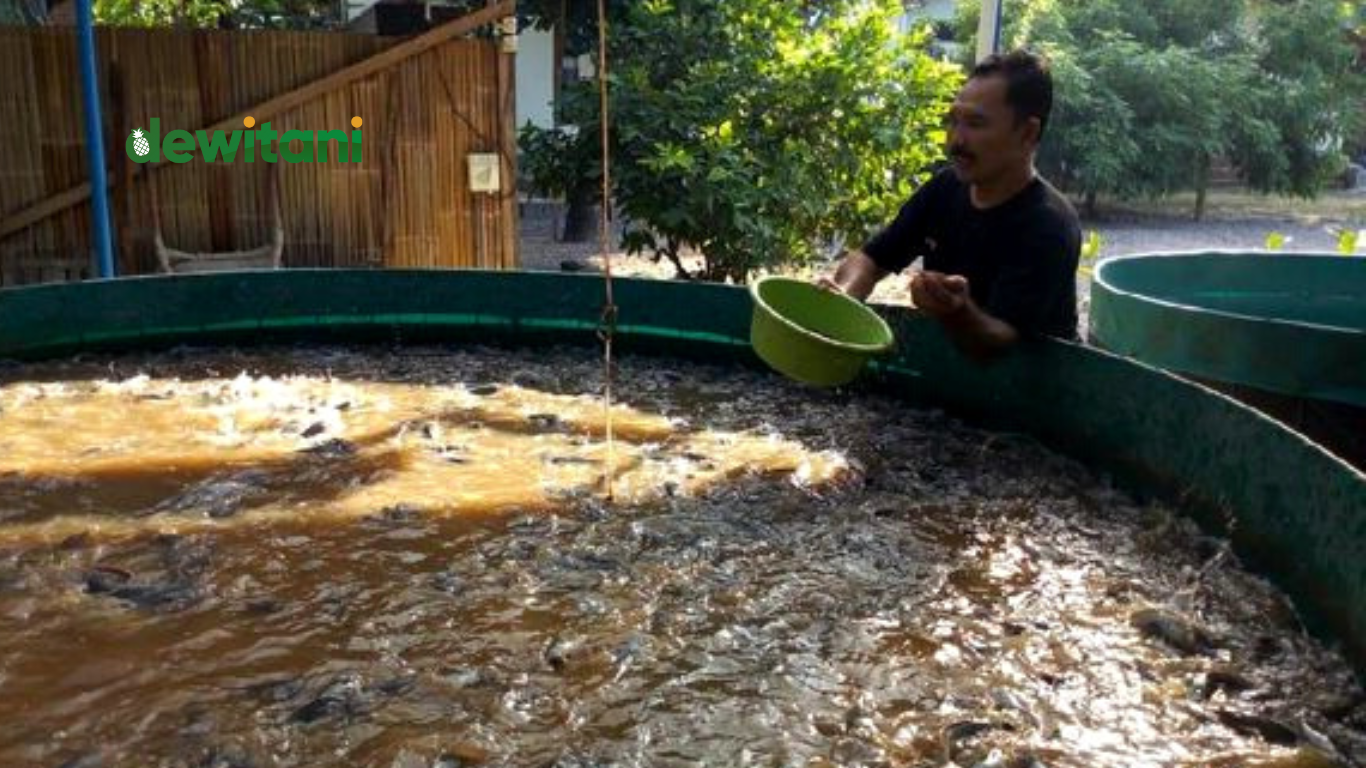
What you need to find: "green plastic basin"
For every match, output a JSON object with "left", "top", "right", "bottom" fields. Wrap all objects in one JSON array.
[{"left": 748, "top": 276, "right": 894, "bottom": 387}]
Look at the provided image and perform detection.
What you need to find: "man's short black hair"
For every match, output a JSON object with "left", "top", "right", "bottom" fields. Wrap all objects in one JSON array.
[{"left": 970, "top": 49, "right": 1053, "bottom": 140}]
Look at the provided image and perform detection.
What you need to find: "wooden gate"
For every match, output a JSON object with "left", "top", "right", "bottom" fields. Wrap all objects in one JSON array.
[{"left": 0, "top": 1, "right": 518, "bottom": 286}]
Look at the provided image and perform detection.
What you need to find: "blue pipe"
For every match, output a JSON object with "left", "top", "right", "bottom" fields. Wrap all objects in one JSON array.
[{"left": 76, "top": 0, "right": 116, "bottom": 279}]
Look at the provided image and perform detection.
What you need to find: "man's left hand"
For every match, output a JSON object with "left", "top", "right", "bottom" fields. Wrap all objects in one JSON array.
[
  {"left": 911, "top": 271, "right": 1022, "bottom": 361},
  {"left": 909, "top": 271, "right": 970, "bottom": 318}
]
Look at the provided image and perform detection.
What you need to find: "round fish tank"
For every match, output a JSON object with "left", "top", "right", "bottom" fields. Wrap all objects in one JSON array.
[
  {"left": 1, "top": 270, "right": 1364, "bottom": 765},
  {"left": 1090, "top": 251, "right": 1366, "bottom": 466}
]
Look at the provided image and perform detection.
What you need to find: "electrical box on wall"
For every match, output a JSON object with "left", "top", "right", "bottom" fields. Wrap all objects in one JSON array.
[
  {"left": 498, "top": 15, "right": 518, "bottom": 53},
  {"left": 468, "top": 153, "right": 501, "bottom": 193}
]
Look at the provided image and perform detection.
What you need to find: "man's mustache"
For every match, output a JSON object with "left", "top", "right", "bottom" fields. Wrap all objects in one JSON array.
[{"left": 950, "top": 146, "right": 974, "bottom": 161}]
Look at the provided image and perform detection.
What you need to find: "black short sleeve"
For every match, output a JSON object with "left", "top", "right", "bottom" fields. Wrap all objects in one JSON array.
[{"left": 861, "top": 171, "right": 953, "bottom": 274}]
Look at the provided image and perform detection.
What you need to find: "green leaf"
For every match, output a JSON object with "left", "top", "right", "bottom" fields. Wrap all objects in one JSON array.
[
  {"left": 1339, "top": 228, "right": 1361, "bottom": 255},
  {"left": 1080, "top": 230, "right": 1103, "bottom": 262}
]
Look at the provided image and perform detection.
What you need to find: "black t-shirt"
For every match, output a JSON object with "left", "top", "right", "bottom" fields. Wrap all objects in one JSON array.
[{"left": 862, "top": 169, "right": 1081, "bottom": 340}]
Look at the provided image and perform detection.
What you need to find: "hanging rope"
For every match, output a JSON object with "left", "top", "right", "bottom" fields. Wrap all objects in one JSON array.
[{"left": 595, "top": 0, "right": 618, "bottom": 503}]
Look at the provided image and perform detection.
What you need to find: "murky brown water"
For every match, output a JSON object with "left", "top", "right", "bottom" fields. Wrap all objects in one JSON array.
[{"left": 0, "top": 345, "right": 1362, "bottom": 768}]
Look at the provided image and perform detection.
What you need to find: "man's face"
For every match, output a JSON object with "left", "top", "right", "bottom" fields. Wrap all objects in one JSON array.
[{"left": 945, "top": 74, "right": 1038, "bottom": 186}]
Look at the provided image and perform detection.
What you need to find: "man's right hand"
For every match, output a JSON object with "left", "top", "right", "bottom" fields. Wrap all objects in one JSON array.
[
  {"left": 814, "top": 275, "right": 845, "bottom": 294},
  {"left": 811, "top": 250, "right": 887, "bottom": 302}
]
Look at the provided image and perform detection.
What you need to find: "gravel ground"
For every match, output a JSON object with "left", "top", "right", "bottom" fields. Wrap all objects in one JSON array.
[
  {"left": 516, "top": 196, "right": 1366, "bottom": 332},
  {"left": 1088, "top": 217, "right": 1352, "bottom": 255}
]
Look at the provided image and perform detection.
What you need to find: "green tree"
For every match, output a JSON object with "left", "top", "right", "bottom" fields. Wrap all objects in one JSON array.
[
  {"left": 1346, "top": 1, "right": 1366, "bottom": 158},
  {"left": 520, "top": 0, "right": 960, "bottom": 282},
  {"left": 1, "top": 0, "right": 48, "bottom": 24},
  {"left": 1239, "top": 0, "right": 1366, "bottom": 194},
  {"left": 954, "top": 0, "right": 1366, "bottom": 217},
  {"left": 94, "top": 0, "right": 337, "bottom": 29}
]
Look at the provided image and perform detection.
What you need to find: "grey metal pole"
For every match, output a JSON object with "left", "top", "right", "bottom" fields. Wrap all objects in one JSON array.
[{"left": 976, "top": 0, "right": 1004, "bottom": 62}]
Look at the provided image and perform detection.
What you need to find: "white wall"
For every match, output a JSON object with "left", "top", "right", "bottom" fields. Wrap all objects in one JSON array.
[
  {"left": 921, "top": 0, "right": 957, "bottom": 20},
  {"left": 515, "top": 26, "right": 556, "bottom": 130},
  {"left": 898, "top": 0, "right": 963, "bottom": 61},
  {"left": 899, "top": 0, "right": 956, "bottom": 31}
]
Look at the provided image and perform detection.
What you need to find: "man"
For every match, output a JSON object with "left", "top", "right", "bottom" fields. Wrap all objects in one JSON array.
[{"left": 820, "top": 49, "right": 1081, "bottom": 359}]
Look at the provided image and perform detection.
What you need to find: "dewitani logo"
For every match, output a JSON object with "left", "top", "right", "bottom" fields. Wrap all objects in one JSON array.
[{"left": 127, "top": 115, "right": 363, "bottom": 164}]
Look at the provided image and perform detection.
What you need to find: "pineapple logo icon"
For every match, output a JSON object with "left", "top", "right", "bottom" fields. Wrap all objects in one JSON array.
[
  {"left": 126, "top": 123, "right": 161, "bottom": 162},
  {"left": 131, "top": 128, "right": 150, "bottom": 157}
]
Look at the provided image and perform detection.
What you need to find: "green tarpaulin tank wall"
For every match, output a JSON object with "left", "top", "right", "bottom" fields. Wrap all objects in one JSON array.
[
  {"left": 1089, "top": 252, "right": 1366, "bottom": 408},
  {"left": 1089, "top": 250, "right": 1366, "bottom": 472},
  {"left": 2, "top": 270, "right": 1365, "bottom": 676}
]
